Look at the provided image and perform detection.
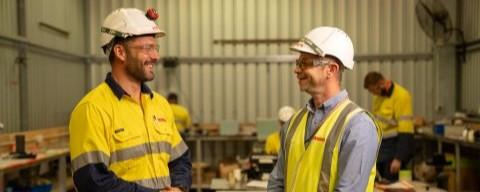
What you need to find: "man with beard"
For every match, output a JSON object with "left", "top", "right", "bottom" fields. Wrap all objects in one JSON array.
[
  {"left": 267, "top": 26, "right": 381, "bottom": 192},
  {"left": 69, "top": 8, "right": 191, "bottom": 192},
  {"left": 364, "top": 71, "right": 414, "bottom": 183}
]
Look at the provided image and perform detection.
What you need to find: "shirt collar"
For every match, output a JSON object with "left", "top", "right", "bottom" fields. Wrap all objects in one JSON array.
[
  {"left": 386, "top": 82, "right": 395, "bottom": 97},
  {"left": 105, "top": 72, "right": 153, "bottom": 100},
  {"left": 305, "top": 90, "right": 349, "bottom": 113}
]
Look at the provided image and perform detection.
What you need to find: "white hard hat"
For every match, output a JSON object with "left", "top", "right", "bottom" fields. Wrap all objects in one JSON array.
[
  {"left": 278, "top": 106, "right": 296, "bottom": 123},
  {"left": 100, "top": 8, "right": 166, "bottom": 54},
  {"left": 291, "top": 26, "right": 355, "bottom": 69}
]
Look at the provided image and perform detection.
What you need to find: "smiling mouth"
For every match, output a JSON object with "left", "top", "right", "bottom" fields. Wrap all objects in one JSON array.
[{"left": 297, "top": 75, "right": 308, "bottom": 81}]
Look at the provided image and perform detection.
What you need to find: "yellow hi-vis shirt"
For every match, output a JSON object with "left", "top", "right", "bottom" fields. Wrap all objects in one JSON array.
[
  {"left": 372, "top": 82, "right": 414, "bottom": 139},
  {"left": 169, "top": 104, "right": 192, "bottom": 132},
  {"left": 265, "top": 131, "right": 280, "bottom": 155},
  {"left": 69, "top": 77, "right": 188, "bottom": 189},
  {"left": 285, "top": 100, "right": 381, "bottom": 192}
]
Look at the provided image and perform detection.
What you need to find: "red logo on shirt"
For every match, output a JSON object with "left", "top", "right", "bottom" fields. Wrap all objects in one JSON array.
[{"left": 153, "top": 115, "right": 166, "bottom": 123}]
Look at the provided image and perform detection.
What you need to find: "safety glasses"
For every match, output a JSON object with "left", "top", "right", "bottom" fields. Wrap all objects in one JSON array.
[
  {"left": 126, "top": 44, "right": 160, "bottom": 54},
  {"left": 295, "top": 58, "right": 331, "bottom": 70}
]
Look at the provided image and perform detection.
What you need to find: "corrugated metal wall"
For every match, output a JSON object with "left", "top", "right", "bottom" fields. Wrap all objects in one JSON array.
[
  {"left": 461, "top": 0, "right": 480, "bottom": 113},
  {"left": 27, "top": 52, "right": 85, "bottom": 130},
  {"left": 23, "top": 0, "right": 87, "bottom": 130},
  {"left": 0, "top": 0, "right": 86, "bottom": 132},
  {"left": 0, "top": 0, "right": 21, "bottom": 132},
  {"left": 88, "top": 0, "right": 434, "bottom": 123}
]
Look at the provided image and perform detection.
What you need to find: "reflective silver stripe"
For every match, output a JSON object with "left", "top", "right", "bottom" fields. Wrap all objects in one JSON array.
[
  {"left": 134, "top": 176, "right": 171, "bottom": 189},
  {"left": 71, "top": 151, "right": 110, "bottom": 172},
  {"left": 284, "top": 108, "right": 308, "bottom": 183},
  {"left": 374, "top": 115, "right": 398, "bottom": 127},
  {"left": 301, "top": 37, "right": 324, "bottom": 56},
  {"left": 382, "top": 130, "right": 399, "bottom": 139},
  {"left": 110, "top": 141, "right": 172, "bottom": 164},
  {"left": 175, "top": 119, "right": 184, "bottom": 124},
  {"left": 318, "top": 102, "right": 359, "bottom": 191},
  {"left": 170, "top": 141, "right": 188, "bottom": 161},
  {"left": 399, "top": 115, "right": 414, "bottom": 121}
]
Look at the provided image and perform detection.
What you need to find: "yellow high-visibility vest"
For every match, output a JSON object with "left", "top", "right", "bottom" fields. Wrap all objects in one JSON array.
[{"left": 285, "top": 100, "right": 381, "bottom": 192}]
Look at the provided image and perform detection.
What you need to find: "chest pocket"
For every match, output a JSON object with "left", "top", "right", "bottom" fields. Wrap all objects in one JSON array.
[
  {"left": 112, "top": 127, "right": 142, "bottom": 150},
  {"left": 153, "top": 120, "right": 173, "bottom": 142}
]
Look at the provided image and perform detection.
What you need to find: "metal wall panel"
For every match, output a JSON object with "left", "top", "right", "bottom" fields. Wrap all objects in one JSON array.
[
  {"left": 461, "top": 0, "right": 480, "bottom": 112},
  {"left": 0, "top": 0, "right": 20, "bottom": 132},
  {"left": 26, "top": 52, "right": 86, "bottom": 130},
  {"left": 0, "top": 46, "right": 21, "bottom": 133},
  {"left": 88, "top": 0, "right": 434, "bottom": 123},
  {"left": 26, "top": 0, "right": 85, "bottom": 54},
  {"left": 0, "top": 0, "right": 18, "bottom": 36}
]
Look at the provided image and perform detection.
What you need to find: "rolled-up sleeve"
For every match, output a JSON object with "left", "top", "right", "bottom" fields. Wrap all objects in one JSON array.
[{"left": 336, "top": 112, "right": 379, "bottom": 192}]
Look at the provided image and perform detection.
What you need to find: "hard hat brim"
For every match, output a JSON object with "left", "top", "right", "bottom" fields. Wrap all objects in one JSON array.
[
  {"left": 290, "top": 46, "right": 317, "bottom": 56},
  {"left": 290, "top": 44, "right": 325, "bottom": 57}
]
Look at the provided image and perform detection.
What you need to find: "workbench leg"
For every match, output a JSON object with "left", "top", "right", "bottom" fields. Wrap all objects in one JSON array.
[
  {"left": 0, "top": 171, "right": 4, "bottom": 192},
  {"left": 455, "top": 144, "right": 460, "bottom": 192},
  {"left": 58, "top": 156, "right": 67, "bottom": 192},
  {"left": 437, "top": 140, "right": 442, "bottom": 153},
  {"left": 195, "top": 139, "right": 202, "bottom": 192}
]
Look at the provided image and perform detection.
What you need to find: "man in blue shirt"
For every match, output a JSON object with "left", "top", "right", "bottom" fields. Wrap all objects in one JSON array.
[{"left": 268, "top": 27, "right": 381, "bottom": 191}]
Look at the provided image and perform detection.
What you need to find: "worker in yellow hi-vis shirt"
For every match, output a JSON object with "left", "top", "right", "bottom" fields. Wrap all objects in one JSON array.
[
  {"left": 167, "top": 93, "right": 192, "bottom": 134},
  {"left": 364, "top": 71, "right": 414, "bottom": 182},
  {"left": 69, "top": 8, "right": 191, "bottom": 192},
  {"left": 265, "top": 106, "right": 296, "bottom": 155}
]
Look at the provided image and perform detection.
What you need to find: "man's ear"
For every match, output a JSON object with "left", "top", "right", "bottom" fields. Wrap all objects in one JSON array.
[
  {"left": 327, "top": 62, "right": 340, "bottom": 79},
  {"left": 113, "top": 44, "right": 127, "bottom": 62}
]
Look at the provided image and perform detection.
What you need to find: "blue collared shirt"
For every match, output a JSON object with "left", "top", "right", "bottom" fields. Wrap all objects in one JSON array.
[{"left": 267, "top": 90, "right": 379, "bottom": 192}]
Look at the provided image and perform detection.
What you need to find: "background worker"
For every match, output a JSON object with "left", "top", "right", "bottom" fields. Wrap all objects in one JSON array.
[
  {"left": 265, "top": 106, "right": 296, "bottom": 155},
  {"left": 364, "top": 71, "right": 414, "bottom": 182},
  {"left": 268, "top": 26, "right": 381, "bottom": 192},
  {"left": 167, "top": 93, "right": 192, "bottom": 135},
  {"left": 69, "top": 8, "right": 191, "bottom": 192}
]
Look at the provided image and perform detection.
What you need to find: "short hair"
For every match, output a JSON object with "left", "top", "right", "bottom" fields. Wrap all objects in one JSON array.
[
  {"left": 325, "top": 55, "right": 345, "bottom": 82},
  {"left": 105, "top": 37, "right": 130, "bottom": 64},
  {"left": 363, "top": 71, "right": 384, "bottom": 89},
  {"left": 167, "top": 93, "right": 178, "bottom": 101}
]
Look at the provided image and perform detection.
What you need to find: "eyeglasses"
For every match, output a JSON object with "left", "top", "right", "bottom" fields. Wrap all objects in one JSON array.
[
  {"left": 126, "top": 44, "right": 159, "bottom": 54},
  {"left": 295, "top": 58, "right": 330, "bottom": 69}
]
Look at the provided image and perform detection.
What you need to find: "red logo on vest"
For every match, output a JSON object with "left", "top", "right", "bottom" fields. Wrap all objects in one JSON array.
[{"left": 313, "top": 136, "right": 325, "bottom": 142}]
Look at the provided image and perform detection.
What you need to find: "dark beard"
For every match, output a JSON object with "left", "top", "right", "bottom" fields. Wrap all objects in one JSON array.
[{"left": 380, "top": 88, "right": 389, "bottom": 97}]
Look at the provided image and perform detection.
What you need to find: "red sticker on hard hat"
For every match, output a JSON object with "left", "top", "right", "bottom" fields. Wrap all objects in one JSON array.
[{"left": 146, "top": 8, "right": 159, "bottom": 21}]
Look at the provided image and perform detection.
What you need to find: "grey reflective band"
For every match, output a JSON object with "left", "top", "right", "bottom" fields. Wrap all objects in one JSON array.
[
  {"left": 399, "top": 115, "right": 414, "bottom": 121},
  {"left": 101, "top": 27, "right": 131, "bottom": 38},
  {"left": 318, "top": 102, "right": 360, "bottom": 191},
  {"left": 382, "top": 130, "right": 399, "bottom": 139},
  {"left": 284, "top": 108, "right": 308, "bottom": 182},
  {"left": 366, "top": 112, "right": 382, "bottom": 139},
  {"left": 135, "top": 176, "right": 171, "bottom": 190},
  {"left": 374, "top": 115, "right": 399, "bottom": 127},
  {"left": 71, "top": 151, "right": 110, "bottom": 172},
  {"left": 301, "top": 37, "right": 324, "bottom": 56},
  {"left": 175, "top": 120, "right": 184, "bottom": 124},
  {"left": 170, "top": 141, "right": 188, "bottom": 161},
  {"left": 110, "top": 141, "right": 184, "bottom": 164}
]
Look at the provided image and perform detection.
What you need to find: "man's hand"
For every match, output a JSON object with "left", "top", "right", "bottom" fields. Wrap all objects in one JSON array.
[
  {"left": 161, "top": 186, "right": 183, "bottom": 192},
  {"left": 390, "top": 159, "right": 401, "bottom": 174}
]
